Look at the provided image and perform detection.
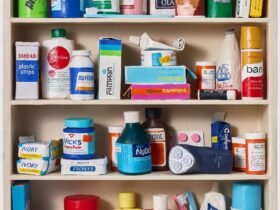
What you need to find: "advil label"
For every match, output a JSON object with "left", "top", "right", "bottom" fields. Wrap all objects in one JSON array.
[{"left": 241, "top": 50, "right": 264, "bottom": 99}]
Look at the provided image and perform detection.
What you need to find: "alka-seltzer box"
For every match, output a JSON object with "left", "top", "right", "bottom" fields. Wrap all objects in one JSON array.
[
  {"left": 236, "top": 0, "right": 251, "bottom": 18},
  {"left": 211, "top": 112, "right": 231, "bottom": 151},
  {"left": 15, "top": 42, "right": 40, "bottom": 100},
  {"left": 98, "top": 38, "right": 122, "bottom": 99},
  {"left": 12, "top": 182, "right": 30, "bottom": 210}
]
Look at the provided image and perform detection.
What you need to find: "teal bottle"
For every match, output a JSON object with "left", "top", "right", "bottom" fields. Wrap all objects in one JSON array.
[{"left": 116, "top": 111, "right": 152, "bottom": 175}]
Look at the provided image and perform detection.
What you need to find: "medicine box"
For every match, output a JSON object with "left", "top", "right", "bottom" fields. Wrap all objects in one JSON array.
[
  {"left": 211, "top": 121, "right": 231, "bottom": 151},
  {"left": 12, "top": 182, "right": 30, "bottom": 210}
]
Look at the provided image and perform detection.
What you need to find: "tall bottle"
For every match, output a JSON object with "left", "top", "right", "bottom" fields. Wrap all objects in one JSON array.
[
  {"left": 216, "top": 30, "right": 241, "bottom": 95},
  {"left": 116, "top": 111, "right": 152, "bottom": 175},
  {"left": 142, "top": 108, "right": 169, "bottom": 171},
  {"left": 42, "top": 28, "right": 74, "bottom": 99}
]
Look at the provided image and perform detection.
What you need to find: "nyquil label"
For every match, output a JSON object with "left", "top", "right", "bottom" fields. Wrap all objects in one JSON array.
[
  {"left": 155, "top": 0, "right": 175, "bottom": 9},
  {"left": 116, "top": 143, "right": 152, "bottom": 174}
]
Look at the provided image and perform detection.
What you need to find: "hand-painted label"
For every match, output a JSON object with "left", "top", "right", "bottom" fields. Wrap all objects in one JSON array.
[
  {"left": 116, "top": 143, "right": 151, "bottom": 174},
  {"left": 145, "top": 128, "right": 167, "bottom": 167},
  {"left": 216, "top": 63, "right": 233, "bottom": 89},
  {"left": 70, "top": 67, "right": 94, "bottom": 95},
  {"left": 155, "top": 0, "right": 175, "bottom": 9},
  {"left": 63, "top": 132, "right": 95, "bottom": 156}
]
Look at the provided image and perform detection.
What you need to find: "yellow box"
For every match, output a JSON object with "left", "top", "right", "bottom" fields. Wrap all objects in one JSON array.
[{"left": 250, "top": 0, "right": 263, "bottom": 17}]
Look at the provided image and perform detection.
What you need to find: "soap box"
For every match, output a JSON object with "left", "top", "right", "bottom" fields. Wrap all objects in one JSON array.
[
  {"left": 15, "top": 42, "right": 40, "bottom": 100},
  {"left": 61, "top": 156, "right": 108, "bottom": 175},
  {"left": 131, "top": 84, "right": 191, "bottom": 100},
  {"left": 98, "top": 38, "right": 122, "bottom": 99},
  {"left": 211, "top": 121, "right": 231, "bottom": 151},
  {"left": 236, "top": 0, "right": 251, "bottom": 18},
  {"left": 125, "top": 66, "right": 188, "bottom": 84},
  {"left": 12, "top": 182, "right": 30, "bottom": 210}
]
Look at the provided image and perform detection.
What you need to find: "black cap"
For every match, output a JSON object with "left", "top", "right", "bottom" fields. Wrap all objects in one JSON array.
[{"left": 145, "top": 108, "right": 162, "bottom": 119}]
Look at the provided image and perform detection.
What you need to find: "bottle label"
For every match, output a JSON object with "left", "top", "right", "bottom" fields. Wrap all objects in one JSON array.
[
  {"left": 201, "top": 67, "right": 216, "bottom": 89},
  {"left": 120, "top": 0, "right": 135, "bottom": 9},
  {"left": 70, "top": 67, "right": 94, "bottom": 95},
  {"left": 242, "top": 62, "right": 264, "bottom": 98},
  {"left": 155, "top": 0, "right": 175, "bottom": 9},
  {"left": 233, "top": 147, "right": 246, "bottom": 169},
  {"left": 111, "top": 135, "right": 120, "bottom": 169},
  {"left": 51, "top": 0, "right": 62, "bottom": 11},
  {"left": 63, "top": 132, "right": 95, "bottom": 156},
  {"left": 247, "top": 142, "right": 266, "bottom": 172},
  {"left": 145, "top": 128, "right": 167, "bottom": 167},
  {"left": 216, "top": 62, "right": 233, "bottom": 89},
  {"left": 116, "top": 143, "right": 151, "bottom": 174}
]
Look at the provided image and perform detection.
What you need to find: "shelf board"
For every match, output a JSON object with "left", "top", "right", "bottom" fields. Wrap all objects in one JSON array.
[
  {"left": 10, "top": 17, "right": 270, "bottom": 24},
  {"left": 10, "top": 171, "right": 270, "bottom": 181},
  {"left": 10, "top": 99, "right": 270, "bottom": 106}
]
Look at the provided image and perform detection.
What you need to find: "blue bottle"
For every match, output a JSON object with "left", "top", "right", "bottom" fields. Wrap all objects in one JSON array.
[{"left": 116, "top": 111, "right": 152, "bottom": 175}]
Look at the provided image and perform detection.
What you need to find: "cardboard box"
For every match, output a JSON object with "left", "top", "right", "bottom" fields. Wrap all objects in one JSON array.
[{"left": 12, "top": 182, "right": 30, "bottom": 210}]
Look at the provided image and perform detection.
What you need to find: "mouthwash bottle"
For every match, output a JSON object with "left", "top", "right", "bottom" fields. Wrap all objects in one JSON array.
[
  {"left": 116, "top": 111, "right": 152, "bottom": 175},
  {"left": 142, "top": 108, "right": 169, "bottom": 171}
]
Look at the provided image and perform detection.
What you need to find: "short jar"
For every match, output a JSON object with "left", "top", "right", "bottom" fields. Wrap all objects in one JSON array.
[
  {"left": 120, "top": 0, "right": 147, "bottom": 15},
  {"left": 63, "top": 118, "right": 95, "bottom": 160},
  {"left": 70, "top": 50, "right": 95, "bottom": 100}
]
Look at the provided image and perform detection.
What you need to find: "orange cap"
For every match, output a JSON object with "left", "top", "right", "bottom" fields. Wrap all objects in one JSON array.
[{"left": 240, "top": 26, "right": 262, "bottom": 49}]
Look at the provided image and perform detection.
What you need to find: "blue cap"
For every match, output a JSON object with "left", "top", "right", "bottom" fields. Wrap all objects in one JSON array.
[
  {"left": 232, "top": 182, "right": 262, "bottom": 210},
  {"left": 65, "top": 118, "right": 93, "bottom": 128}
]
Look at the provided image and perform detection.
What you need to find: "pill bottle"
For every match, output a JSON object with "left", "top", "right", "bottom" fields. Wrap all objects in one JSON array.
[
  {"left": 196, "top": 61, "right": 216, "bottom": 90},
  {"left": 232, "top": 137, "right": 246, "bottom": 172},
  {"left": 245, "top": 132, "right": 266, "bottom": 175},
  {"left": 120, "top": 0, "right": 147, "bottom": 15},
  {"left": 63, "top": 118, "right": 95, "bottom": 160},
  {"left": 108, "top": 126, "right": 124, "bottom": 172},
  {"left": 70, "top": 50, "right": 95, "bottom": 100}
]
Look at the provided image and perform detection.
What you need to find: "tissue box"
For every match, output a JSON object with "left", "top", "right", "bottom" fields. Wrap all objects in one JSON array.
[
  {"left": 211, "top": 121, "right": 231, "bottom": 151},
  {"left": 12, "top": 182, "right": 30, "bottom": 210}
]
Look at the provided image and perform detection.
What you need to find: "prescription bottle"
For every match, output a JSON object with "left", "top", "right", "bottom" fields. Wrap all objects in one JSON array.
[
  {"left": 232, "top": 137, "right": 246, "bottom": 172},
  {"left": 196, "top": 61, "right": 216, "bottom": 90}
]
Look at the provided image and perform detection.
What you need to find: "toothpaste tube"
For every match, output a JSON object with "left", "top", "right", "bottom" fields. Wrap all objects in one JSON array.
[
  {"left": 18, "top": 139, "right": 62, "bottom": 160},
  {"left": 131, "top": 84, "right": 191, "bottom": 100},
  {"left": 198, "top": 89, "right": 237, "bottom": 100},
  {"left": 17, "top": 158, "right": 60, "bottom": 175},
  {"left": 61, "top": 157, "right": 108, "bottom": 175}
]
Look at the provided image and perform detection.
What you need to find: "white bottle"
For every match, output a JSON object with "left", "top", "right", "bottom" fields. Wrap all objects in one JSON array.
[
  {"left": 216, "top": 30, "right": 241, "bottom": 94},
  {"left": 69, "top": 50, "right": 95, "bottom": 100},
  {"left": 42, "top": 29, "right": 74, "bottom": 99}
]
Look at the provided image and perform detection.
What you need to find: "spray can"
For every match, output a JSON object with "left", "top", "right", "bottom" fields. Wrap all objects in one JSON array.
[
  {"left": 241, "top": 26, "right": 264, "bottom": 100},
  {"left": 18, "top": 0, "right": 48, "bottom": 18}
]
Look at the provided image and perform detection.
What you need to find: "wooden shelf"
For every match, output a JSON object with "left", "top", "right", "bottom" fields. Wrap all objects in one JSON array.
[
  {"left": 10, "top": 171, "right": 271, "bottom": 181},
  {"left": 10, "top": 99, "right": 270, "bottom": 106},
  {"left": 11, "top": 17, "right": 270, "bottom": 24}
]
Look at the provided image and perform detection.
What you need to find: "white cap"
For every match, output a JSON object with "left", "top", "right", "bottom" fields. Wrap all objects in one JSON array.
[
  {"left": 227, "top": 90, "right": 237, "bottom": 100},
  {"left": 232, "top": 137, "right": 245, "bottom": 144},
  {"left": 245, "top": 132, "right": 266, "bottom": 140},
  {"left": 124, "top": 112, "right": 140, "bottom": 123},
  {"left": 196, "top": 61, "right": 216, "bottom": 66},
  {"left": 129, "top": 36, "right": 141, "bottom": 45},
  {"left": 153, "top": 194, "right": 168, "bottom": 210},
  {"left": 72, "top": 50, "right": 91, "bottom": 56},
  {"left": 108, "top": 126, "right": 124, "bottom": 133}
]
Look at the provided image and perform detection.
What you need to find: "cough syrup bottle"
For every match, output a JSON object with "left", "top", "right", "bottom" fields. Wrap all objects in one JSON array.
[
  {"left": 116, "top": 111, "right": 152, "bottom": 175},
  {"left": 142, "top": 108, "right": 169, "bottom": 171}
]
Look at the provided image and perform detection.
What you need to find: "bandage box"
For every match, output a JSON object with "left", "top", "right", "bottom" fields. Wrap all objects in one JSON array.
[{"left": 12, "top": 182, "right": 30, "bottom": 210}]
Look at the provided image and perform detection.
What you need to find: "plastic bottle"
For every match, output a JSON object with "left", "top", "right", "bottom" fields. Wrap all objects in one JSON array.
[
  {"left": 69, "top": 50, "right": 95, "bottom": 100},
  {"left": 116, "top": 111, "right": 152, "bottom": 175},
  {"left": 142, "top": 108, "right": 169, "bottom": 171},
  {"left": 42, "top": 28, "right": 74, "bottom": 99},
  {"left": 216, "top": 30, "right": 241, "bottom": 95}
]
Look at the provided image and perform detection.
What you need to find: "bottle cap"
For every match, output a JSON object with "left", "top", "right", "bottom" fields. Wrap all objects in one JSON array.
[
  {"left": 153, "top": 194, "right": 168, "bottom": 210},
  {"left": 72, "top": 50, "right": 91, "bottom": 56},
  {"left": 124, "top": 112, "right": 140, "bottom": 123},
  {"left": 232, "top": 137, "right": 246, "bottom": 144},
  {"left": 129, "top": 36, "right": 141, "bottom": 45},
  {"left": 108, "top": 126, "right": 124, "bottom": 133},
  {"left": 145, "top": 108, "right": 162, "bottom": 119},
  {"left": 240, "top": 26, "right": 262, "bottom": 49},
  {"left": 51, "top": 28, "right": 66, "bottom": 38},
  {"left": 64, "top": 194, "right": 99, "bottom": 210},
  {"left": 196, "top": 61, "right": 216, "bottom": 66},
  {"left": 65, "top": 118, "right": 93, "bottom": 128},
  {"left": 245, "top": 132, "right": 266, "bottom": 140},
  {"left": 119, "top": 192, "right": 136, "bottom": 208}
]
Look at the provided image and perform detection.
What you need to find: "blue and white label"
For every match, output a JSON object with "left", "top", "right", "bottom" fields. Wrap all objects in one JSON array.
[
  {"left": 16, "top": 60, "right": 39, "bottom": 82},
  {"left": 70, "top": 166, "right": 96, "bottom": 172},
  {"left": 116, "top": 143, "right": 152, "bottom": 174},
  {"left": 155, "top": 0, "right": 175, "bottom": 9},
  {"left": 51, "top": 0, "right": 62, "bottom": 11},
  {"left": 152, "top": 52, "right": 162, "bottom": 66},
  {"left": 70, "top": 67, "right": 95, "bottom": 95}
]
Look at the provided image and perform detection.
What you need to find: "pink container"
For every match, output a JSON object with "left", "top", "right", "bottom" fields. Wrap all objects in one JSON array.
[{"left": 120, "top": 0, "right": 147, "bottom": 15}]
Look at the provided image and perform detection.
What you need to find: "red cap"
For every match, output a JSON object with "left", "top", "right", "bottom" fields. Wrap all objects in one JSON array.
[{"left": 64, "top": 195, "right": 99, "bottom": 210}]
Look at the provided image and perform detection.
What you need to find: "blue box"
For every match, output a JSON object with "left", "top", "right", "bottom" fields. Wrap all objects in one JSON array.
[
  {"left": 12, "top": 182, "right": 30, "bottom": 210},
  {"left": 211, "top": 121, "right": 231, "bottom": 151},
  {"left": 125, "top": 66, "right": 188, "bottom": 84}
]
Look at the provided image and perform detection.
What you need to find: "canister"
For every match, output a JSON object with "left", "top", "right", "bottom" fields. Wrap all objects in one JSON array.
[
  {"left": 18, "top": 0, "right": 48, "bottom": 18},
  {"left": 51, "top": 0, "right": 85, "bottom": 18},
  {"left": 64, "top": 195, "right": 100, "bottom": 210},
  {"left": 141, "top": 50, "right": 177, "bottom": 66},
  {"left": 63, "top": 118, "right": 95, "bottom": 160},
  {"left": 206, "top": 0, "right": 233, "bottom": 17},
  {"left": 120, "top": 0, "right": 147, "bottom": 15},
  {"left": 196, "top": 61, "right": 216, "bottom": 90}
]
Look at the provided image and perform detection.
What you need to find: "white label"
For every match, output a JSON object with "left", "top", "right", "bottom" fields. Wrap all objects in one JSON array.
[
  {"left": 63, "top": 132, "right": 94, "bottom": 155},
  {"left": 216, "top": 62, "right": 233, "bottom": 89},
  {"left": 242, "top": 62, "right": 263, "bottom": 81},
  {"left": 201, "top": 68, "right": 216, "bottom": 89},
  {"left": 112, "top": 135, "right": 120, "bottom": 168},
  {"left": 233, "top": 147, "right": 246, "bottom": 169},
  {"left": 248, "top": 142, "right": 266, "bottom": 172}
]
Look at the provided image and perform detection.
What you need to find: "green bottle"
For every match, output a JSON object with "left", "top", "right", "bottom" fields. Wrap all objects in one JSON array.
[
  {"left": 18, "top": 0, "right": 48, "bottom": 18},
  {"left": 207, "top": 0, "right": 233, "bottom": 18},
  {"left": 116, "top": 111, "right": 152, "bottom": 175}
]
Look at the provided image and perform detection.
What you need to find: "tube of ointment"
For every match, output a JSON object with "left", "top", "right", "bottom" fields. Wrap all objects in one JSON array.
[
  {"left": 198, "top": 89, "right": 237, "bottom": 100},
  {"left": 129, "top": 32, "right": 185, "bottom": 51}
]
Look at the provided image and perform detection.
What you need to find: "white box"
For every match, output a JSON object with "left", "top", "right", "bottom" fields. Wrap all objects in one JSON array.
[{"left": 236, "top": 0, "right": 251, "bottom": 18}]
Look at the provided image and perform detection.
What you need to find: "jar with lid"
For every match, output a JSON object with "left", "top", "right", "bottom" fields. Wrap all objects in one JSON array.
[{"left": 69, "top": 50, "right": 95, "bottom": 100}]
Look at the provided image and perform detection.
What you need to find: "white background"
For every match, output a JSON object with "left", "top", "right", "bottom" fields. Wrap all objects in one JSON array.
[{"left": 0, "top": 3, "right": 279, "bottom": 210}]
